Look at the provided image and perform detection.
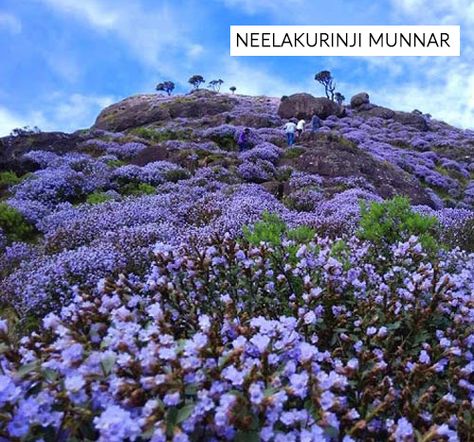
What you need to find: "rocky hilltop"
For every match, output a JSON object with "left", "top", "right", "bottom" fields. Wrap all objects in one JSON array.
[{"left": 0, "top": 89, "right": 474, "bottom": 440}]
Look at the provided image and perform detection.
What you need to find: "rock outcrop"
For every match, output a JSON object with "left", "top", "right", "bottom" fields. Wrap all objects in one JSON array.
[
  {"left": 94, "top": 90, "right": 236, "bottom": 131},
  {"left": 277, "top": 93, "right": 345, "bottom": 120},
  {"left": 285, "top": 132, "right": 433, "bottom": 206},
  {"left": 350, "top": 92, "right": 370, "bottom": 108}
]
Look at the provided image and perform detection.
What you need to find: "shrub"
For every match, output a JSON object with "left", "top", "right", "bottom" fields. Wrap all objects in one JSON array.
[
  {"left": 243, "top": 211, "right": 286, "bottom": 246},
  {"left": 0, "top": 171, "right": 22, "bottom": 187},
  {"left": 284, "top": 146, "right": 306, "bottom": 159},
  {"left": 106, "top": 159, "right": 126, "bottom": 168},
  {"left": 86, "top": 191, "right": 113, "bottom": 205},
  {"left": 244, "top": 212, "right": 315, "bottom": 249},
  {"left": 121, "top": 182, "right": 156, "bottom": 196},
  {"left": 164, "top": 168, "right": 190, "bottom": 183},
  {"left": 0, "top": 232, "right": 472, "bottom": 440},
  {"left": 0, "top": 202, "right": 35, "bottom": 242},
  {"left": 358, "top": 196, "right": 439, "bottom": 255}
]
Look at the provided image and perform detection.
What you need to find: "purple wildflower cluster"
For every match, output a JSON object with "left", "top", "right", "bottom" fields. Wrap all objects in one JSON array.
[
  {"left": 322, "top": 113, "right": 474, "bottom": 208},
  {"left": 0, "top": 90, "right": 473, "bottom": 441},
  {"left": 80, "top": 139, "right": 147, "bottom": 159},
  {"left": 0, "top": 233, "right": 472, "bottom": 440}
]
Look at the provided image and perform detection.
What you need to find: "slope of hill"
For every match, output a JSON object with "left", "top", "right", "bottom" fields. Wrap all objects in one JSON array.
[{"left": 0, "top": 89, "right": 473, "bottom": 441}]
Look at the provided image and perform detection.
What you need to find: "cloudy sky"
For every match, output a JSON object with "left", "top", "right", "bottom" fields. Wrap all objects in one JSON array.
[{"left": 0, "top": 0, "right": 472, "bottom": 136}]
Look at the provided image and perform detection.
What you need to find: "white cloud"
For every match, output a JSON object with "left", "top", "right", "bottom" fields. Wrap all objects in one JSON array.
[
  {"left": 41, "top": 0, "right": 120, "bottom": 28},
  {"left": 354, "top": 0, "right": 474, "bottom": 128},
  {"left": 0, "top": 12, "right": 22, "bottom": 34},
  {"left": 40, "top": 0, "right": 203, "bottom": 75},
  {"left": 0, "top": 107, "right": 29, "bottom": 136},
  {"left": 52, "top": 93, "right": 115, "bottom": 130},
  {"left": 221, "top": 0, "right": 304, "bottom": 16},
  {"left": 0, "top": 93, "right": 116, "bottom": 136}
]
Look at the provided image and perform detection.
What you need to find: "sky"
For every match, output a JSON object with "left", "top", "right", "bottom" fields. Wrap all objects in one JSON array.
[{"left": 0, "top": 0, "right": 473, "bottom": 136}]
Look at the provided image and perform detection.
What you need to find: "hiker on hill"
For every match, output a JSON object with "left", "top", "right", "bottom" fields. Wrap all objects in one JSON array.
[
  {"left": 296, "top": 118, "right": 305, "bottom": 138},
  {"left": 284, "top": 119, "right": 297, "bottom": 146},
  {"left": 311, "top": 114, "right": 322, "bottom": 132},
  {"left": 238, "top": 128, "right": 251, "bottom": 152}
]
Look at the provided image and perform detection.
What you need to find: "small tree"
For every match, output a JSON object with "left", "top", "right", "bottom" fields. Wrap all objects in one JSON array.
[
  {"left": 156, "top": 81, "right": 175, "bottom": 96},
  {"left": 188, "top": 75, "right": 205, "bottom": 90},
  {"left": 10, "top": 126, "right": 41, "bottom": 137},
  {"left": 314, "top": 70, "right": 336, "bottom": 101},
  {"left": 334, "top": 92, "right": 345, "bottom": 105},
  {"left": 209, "top": 79, "right": 224, "bottom": 92},
  {"left": 229, "top": 86, "right": 237, "bottom": 95}
]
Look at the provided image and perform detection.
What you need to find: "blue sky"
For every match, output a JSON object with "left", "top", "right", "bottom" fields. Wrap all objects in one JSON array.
[{"left": 0, "top": 0, "right": 473, "bottom": 136}]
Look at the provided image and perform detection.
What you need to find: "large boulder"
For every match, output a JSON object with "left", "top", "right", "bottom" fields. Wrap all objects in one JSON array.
[
  {"left": 362, "top": 106, "right": 395, "bottom": 119},
  {"left": 94, "top": 91, "right": 235, "bottom": 132},
  {"left": 277, "top": 93, "right": 344, "bottom": 120},
  {"left": 350, "top": 92, "right": 370, "bottom": 108},
  {"left": 392, "top": 111, "right": 429, "bottom": 131},
  {"left": 351, "top": 105, "right": 394, "bottom": 119}
]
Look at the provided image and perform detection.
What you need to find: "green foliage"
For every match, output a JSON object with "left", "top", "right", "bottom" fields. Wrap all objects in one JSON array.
[
  {"left": 156, "top": 80, "right": 175, "bottom": 96},
  {"left": 283, "top": 147, "right": 306, "bottom": 159},
  {"left": 243, "top": 212, "right": 286, "bottom": 246},
  {"left": 243, "top": 211, "right": 316, "bottom": 249},
  {"left": 86, "top": 191, "right": 113, "bottom": 205},
  {"left": 106, "top": 159, "right": 126, "bottom": 168},
  {"left": 188, "top": 75, "right": 205, "bottom": 90},
  {"left": 357, "top": 196, "right": 439, "bottom": 254},
  {"left": 0, "top": 171, "right": 22, "bottom": 186},
  {"left": 0, "top": 202, "right": 35, "bottom": 242},
  {"left": 287, "top": 225, "right": 316, "bottom": 244},
  {"left": 164, "top": 169, "right": 190, "bottom": 183},
  {"left": 121, "top": 182, "right": 156, "bottom": 196},
  {"left": 130, "top": 127, "right": 191, "bottom": 143}
]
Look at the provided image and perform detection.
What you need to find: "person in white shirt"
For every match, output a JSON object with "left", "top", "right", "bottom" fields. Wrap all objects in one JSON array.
[
  {"left": 296, "top": 119, "right": 305, "bottom": 138},
  {"left": 284, "top": 120, "right": 297, "bottom": 146}
]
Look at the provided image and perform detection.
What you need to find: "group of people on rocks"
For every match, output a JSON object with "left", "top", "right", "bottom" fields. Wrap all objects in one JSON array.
[
  {"left": 283, "top": 114, "right": 322, "bottom": 146},
  {"left": 237, "top": 113, "right": 322, "bottom": 151}
]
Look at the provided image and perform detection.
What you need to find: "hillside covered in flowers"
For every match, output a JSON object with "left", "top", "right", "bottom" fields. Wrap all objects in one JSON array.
[{"left": 0, "top": 89, "right": 473, "bottom": 441}]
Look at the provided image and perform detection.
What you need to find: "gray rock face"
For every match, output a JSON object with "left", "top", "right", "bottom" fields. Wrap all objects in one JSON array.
[
  {"left": 94, "top": 91, "right": 236, "bottom": 131},
  {"left": 350, "top": 92, "right": 370, "bottom": 108},
  {"left": 392, "top": 111, "right": 429, "bottom": 131},
  {"left": 0, "top": 132, "right": 85, "bottom": 174},
  {"left": 283, "top": 132, "right": 434, "bottom": 206},
  {"left": 277, "top": 93, "right": 344, "bottom": 120}
]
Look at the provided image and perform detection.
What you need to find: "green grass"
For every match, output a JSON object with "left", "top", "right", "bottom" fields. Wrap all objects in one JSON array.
[
  {"left": 283, "top": 147, "right": 306, "bottom": 159},
  {"left": 130, "top": 127, "right": 192, "bottom": 143}
]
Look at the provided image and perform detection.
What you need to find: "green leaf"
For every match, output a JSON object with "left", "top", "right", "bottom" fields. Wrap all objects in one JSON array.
[
  {"left": 264, "top": 387, "right": 278, "bottom": 397},
  {"left": 235, "top": 430, "right": 260, "bottom": 442},
  {"left": 17, "top": 361, "right": 38, "bottom": 378},
  {"left": 43, "top": 368, "right": 59, "bottom": 382},
  {"left": 101, "top": 355, "right": 116, "bottom": 375},
  {"left": 177, "top": 404, "right": 195, "bottom": 424}
]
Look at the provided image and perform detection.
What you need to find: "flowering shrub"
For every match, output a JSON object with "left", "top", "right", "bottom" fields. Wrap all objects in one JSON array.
[
  {"left": 238, "top": 160, "right": 276, "bottom": 183},
  {"left": 239, "top": 143, "right": 283, "bottom": 164},
  {"left": 0, "top": 228, "right": 472, "bottom": 441}
]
